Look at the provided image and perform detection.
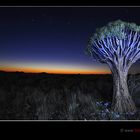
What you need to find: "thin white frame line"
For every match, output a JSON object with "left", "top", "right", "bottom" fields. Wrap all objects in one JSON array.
[
  {"left": 0, "top": 6, "right": 140, "bottom": 7},
  {"left": 0, "top": 120, "right": 140, "bottom": 121}
]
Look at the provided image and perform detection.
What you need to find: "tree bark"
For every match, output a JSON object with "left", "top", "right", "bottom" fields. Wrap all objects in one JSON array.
[{"left": 111, "top": 70, "right": 136, "bottom": 113}]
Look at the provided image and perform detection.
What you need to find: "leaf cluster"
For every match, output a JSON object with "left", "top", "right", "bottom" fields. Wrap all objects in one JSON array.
[{"left": 92, "top": 20, "right": 140, "bottom": 41}]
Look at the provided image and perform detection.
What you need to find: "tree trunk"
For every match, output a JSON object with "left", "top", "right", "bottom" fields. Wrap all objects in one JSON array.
[{"left": 111, "top": 70, "right": 136, "bottom": 113}]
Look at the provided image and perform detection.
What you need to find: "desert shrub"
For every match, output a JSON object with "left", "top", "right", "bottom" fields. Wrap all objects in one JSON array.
[{"left": 35, "top": 88, "right": 67, "bottom": 120}]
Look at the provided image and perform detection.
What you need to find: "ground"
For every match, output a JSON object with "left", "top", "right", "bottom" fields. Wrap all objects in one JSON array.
[{"left": 0, "top": 71, "right": 140, "bottom": 120}]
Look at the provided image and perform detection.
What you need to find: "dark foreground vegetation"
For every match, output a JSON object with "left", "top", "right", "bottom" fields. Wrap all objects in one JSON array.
[{"left": 0, "top": 71, "right": 140, "bottom": 120}]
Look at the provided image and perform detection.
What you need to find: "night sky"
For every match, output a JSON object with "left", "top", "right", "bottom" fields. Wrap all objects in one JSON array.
[{"left": 0, "top": 7, "right": 140, "bottom": 74}]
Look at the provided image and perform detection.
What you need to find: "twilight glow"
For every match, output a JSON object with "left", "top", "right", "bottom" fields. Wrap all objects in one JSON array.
[{"left": 0, "top": 61, "right": 110, "bottom": 74}]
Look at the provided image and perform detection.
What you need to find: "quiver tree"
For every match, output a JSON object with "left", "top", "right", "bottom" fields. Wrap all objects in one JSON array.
[{"left": 86, "top": 20, "right": 140, "bottom": 113}]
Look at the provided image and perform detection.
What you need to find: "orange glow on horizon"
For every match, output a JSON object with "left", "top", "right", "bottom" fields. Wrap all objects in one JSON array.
[{"left": 0, "top": 65, "right": 111, "bottom": 74}]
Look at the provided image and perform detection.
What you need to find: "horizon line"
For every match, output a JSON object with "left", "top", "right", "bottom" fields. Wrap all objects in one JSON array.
[
  {"left": 0, "top": 70, "right": 111, "bottom": 75},
  {"left": 0, "top": 70, "right": 139, "bottom": 75}
]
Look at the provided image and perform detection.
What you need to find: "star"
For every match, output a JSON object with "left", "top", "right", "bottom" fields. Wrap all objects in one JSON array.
[
  {"left": 31, "top": 18, "right": 38, "bottom": 24},
  {"left": 48, "top": 17, "right": 53, "bottom": 24},
  {"left": 66, "top": 21, "right": 71, "bottom": 25},
  {"left": 124, "top": 9, "right": 129, "bottom": 14},
  {"left": 31, "top": 18, "right": 36, "bottom": 22},
  {"left": 42, "top": 13, "right": 46, "bottom": 17}
]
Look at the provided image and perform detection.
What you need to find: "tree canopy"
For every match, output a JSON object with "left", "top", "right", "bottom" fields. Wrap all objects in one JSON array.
[
  {"left": 86, "top": 20, "right": 140, "bottom": 66},
  {"left": 92, "top": 20, "right": 140, "bottom": 41}
]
